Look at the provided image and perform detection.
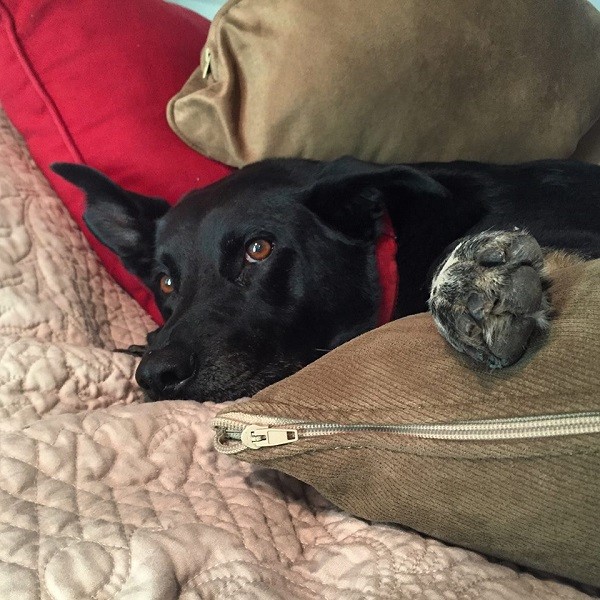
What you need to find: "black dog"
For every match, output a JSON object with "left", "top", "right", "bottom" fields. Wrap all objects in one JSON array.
[{"left": 51, "top": 157, "right": 600, "bottom": 401}]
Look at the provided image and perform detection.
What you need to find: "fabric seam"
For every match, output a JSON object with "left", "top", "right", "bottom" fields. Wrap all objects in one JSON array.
[
  {"left": 0, "top": 1, "right": 83, "bottom": 163},
  {"left": 252, "top": 442, "right": 600, "bottom": 463}
]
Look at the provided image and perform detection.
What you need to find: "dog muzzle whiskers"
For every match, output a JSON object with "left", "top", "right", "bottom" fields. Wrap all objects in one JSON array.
[{"left": 115, "top": 344, "right": 147, "bottom": 357}]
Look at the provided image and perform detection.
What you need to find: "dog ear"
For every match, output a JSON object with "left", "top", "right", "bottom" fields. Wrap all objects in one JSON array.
[
  {"left": 50, "top": 163, "right": 169, "bottom": 282},
  {"left": 305, "top": 156, "right": 449, "bottom": 240}
]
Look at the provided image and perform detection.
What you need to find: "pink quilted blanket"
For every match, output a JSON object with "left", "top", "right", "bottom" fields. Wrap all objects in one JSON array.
[{"left": 0, "top": 107, "right": 593, "bottom": 599}]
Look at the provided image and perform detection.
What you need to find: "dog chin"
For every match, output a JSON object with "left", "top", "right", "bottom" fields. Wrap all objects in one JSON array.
[
  {"left": 140, "top": 378, "right": 267, "bottom": 404},
  {"left": 137, "top": 354, "right": 308, "bottom": 403}
]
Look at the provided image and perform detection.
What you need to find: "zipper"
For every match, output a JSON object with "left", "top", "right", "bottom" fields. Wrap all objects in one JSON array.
[{"left": 212, "top": 410, "right": 600, "bottom": 454}]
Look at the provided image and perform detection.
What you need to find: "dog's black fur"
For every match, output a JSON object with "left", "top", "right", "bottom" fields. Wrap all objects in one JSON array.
[{"left": 51, "top": 157, "right": 600, "bottom": 402}]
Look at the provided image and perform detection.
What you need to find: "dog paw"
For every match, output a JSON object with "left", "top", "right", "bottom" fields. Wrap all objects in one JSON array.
[{"left": 429, "top": 230, "right": 551, "bottom": 368}]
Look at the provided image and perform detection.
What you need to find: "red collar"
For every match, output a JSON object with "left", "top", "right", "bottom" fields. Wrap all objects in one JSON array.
[{"left": 375, "top": 211, "right": 399, "bottom": 326}]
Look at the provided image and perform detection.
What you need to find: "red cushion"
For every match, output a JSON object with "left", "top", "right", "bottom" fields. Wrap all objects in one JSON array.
[{"left": 0, "top": 0, "right": 233, "bottom": 323}]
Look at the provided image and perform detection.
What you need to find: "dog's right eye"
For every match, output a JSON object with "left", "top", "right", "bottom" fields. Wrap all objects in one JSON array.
[{"left": 159, "top": 274, "right": 176, "bottom": 294}]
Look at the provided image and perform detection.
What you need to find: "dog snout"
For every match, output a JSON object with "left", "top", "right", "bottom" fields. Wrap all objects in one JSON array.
[{"left": 135, "top": 344, "right": 197, "bottom": 398}]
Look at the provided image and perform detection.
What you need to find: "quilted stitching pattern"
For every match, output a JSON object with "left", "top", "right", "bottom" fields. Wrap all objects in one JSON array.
[{"left": 0, "top": 106, "right": 593, "bottom": 599}]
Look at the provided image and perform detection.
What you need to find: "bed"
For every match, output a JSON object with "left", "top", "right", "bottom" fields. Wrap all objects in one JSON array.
[
  {"left": 1, "top": 0, "right": 599, "bottom": 596},
  {"left": 1, "top": 101, "right": 597, "bottom": 600}
]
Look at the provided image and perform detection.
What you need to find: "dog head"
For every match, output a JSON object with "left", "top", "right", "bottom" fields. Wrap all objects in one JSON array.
[{"left": 51, "top": 157, "right": 446, "bottom": 401}]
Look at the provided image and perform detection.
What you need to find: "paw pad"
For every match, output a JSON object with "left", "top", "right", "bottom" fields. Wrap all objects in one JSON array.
[{"left": 430, "top": 231, "right": 550, "bottom": 368}]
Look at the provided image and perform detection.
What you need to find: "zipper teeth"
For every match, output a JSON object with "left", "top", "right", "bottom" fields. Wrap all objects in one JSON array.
[
  {"left": 296, "top": 418, "right": 600, "bottom": 440},
  {"left": 213, "top": 411, "right": 600, "bottom": 450},
  {"left": 299, "top": 412, "right": 600, "bottom": 438}
]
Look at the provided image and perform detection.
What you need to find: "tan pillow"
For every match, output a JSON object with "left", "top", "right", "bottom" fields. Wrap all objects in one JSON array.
[
  {"left": 572, "top": 116, "right": 600, "bottom": 164},
  {"left": 213, "top": 257, "right": 600, "bottom": 588},
  {"left": 168, "top": 0, "right": 600, "bottom": 168}
]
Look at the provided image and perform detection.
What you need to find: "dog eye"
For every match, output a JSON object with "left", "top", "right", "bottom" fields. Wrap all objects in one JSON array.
[
  {"left": 245, "top": 239, "right": 273, "bottom": 263},
  {"left": 159, "top": 274, "right": 176, "bottom": 294}
]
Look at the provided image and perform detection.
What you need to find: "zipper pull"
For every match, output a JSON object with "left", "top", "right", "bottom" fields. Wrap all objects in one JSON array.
[
  {"left": 201, "top": 47, "right": 212, "bottom": 79},
  {"left": 240, "top": 425, "right": 299, "bottom": 449}
]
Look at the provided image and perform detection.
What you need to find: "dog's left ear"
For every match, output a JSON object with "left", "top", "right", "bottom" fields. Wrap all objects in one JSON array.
[
  {"left": 305, "top": 156, "right": 449, "bottom": 240},
  {"left": 50, "top": 163, "right": 169, "bottom": 283}
]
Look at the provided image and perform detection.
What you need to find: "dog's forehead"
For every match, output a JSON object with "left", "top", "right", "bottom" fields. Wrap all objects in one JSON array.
[
  {"left": 154, "top": 181, "right": 314, "bottom": 264},
  {"left": 158, "top": 164, "right": 313, "bottom": 238},
  {"left": 161, "top": 187, "right": 297, "bottom": 232}
]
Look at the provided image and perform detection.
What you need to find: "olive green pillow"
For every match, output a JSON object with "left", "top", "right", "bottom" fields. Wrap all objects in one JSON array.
[
  {"left": 213, "top": 257, "right": 600, "bottom": 587},
  {"left": 168, "top": 0, "right": 600, "bottom": 167}
]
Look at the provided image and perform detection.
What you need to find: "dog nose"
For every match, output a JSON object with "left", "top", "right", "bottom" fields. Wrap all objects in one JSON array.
[{"left": 135, "top": 344, "right": 197, "bottom": 397}]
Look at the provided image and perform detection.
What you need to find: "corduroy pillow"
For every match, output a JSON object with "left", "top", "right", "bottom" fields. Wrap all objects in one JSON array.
[
  {"left": 168, "top": 0, "right": 600, "bottom": 168},
  {"left": 213, "top": 255, "right": 600, "bottom": 588}
]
